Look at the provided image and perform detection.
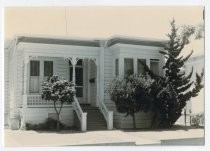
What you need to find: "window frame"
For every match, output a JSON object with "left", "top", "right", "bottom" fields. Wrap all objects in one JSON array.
[
  {"left": 30, "top": 60, "right": 40, "bottom": 76},
  {"left": 29, "top": 58, "right": 55, "bottom": 94},
  {"left": 44, "top": 60, "right": 54, "bottom": 77},
  {"left": 137, "top": 58, "right": 147, "bottom": 75},
  {"left": 124, "top": 58, "right": 134, "bottom": 78},
  {"left": 29, "top": 60, "right": 40, "bottom": 93},
  {"left": 150, "top": 59, "right": 160, "bottom": 76}
]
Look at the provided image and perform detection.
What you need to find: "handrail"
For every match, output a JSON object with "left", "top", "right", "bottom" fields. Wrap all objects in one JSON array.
[
  {"left": 73, "top": 96, "right": 87, "bottom": 131},
  {"left": 98, "top": 97, "right": 113, "bottom": 130}
]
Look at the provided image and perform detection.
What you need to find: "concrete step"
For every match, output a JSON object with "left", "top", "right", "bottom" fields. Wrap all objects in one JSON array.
[{"left": 80, "top": 105, "right": 107, "bottom": 130}]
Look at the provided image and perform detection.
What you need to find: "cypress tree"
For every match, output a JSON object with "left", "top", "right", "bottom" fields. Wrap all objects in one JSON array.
[{"left": 145, "top": 19, "right": 204, "bottom": 128}]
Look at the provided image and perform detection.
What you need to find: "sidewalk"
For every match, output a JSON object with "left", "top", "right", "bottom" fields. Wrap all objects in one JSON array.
[{"left": 4, "top": 127, "right": 204, "bottom": 147}]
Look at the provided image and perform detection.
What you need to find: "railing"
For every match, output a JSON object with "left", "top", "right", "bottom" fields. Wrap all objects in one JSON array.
[
  {"left": 98, "top": 97, "right": 113, "bottom": 130},
  {"left": 27, "top": 95, "right": 72, "bottom": 107},
  {"left": 72, "top": 96, "right": 87, "bottom": 131}
]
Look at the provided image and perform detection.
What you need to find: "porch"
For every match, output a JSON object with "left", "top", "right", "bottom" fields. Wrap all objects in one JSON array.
[{"left": 19, "top": 46, "right": 113, "bottom": 131}]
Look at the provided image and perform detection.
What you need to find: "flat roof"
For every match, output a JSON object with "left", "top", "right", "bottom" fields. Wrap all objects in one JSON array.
[{"left": 7, "top": 35, "right": 168, "bottom": 48}]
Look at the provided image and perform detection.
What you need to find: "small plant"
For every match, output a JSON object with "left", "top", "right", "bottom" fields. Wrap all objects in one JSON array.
[{"left": 191, "top": 113, "right": 204, "bottom": 127}]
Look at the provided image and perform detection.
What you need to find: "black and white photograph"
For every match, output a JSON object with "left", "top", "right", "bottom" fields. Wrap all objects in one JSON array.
[{"left": 1, "top": 0, "right": 207, "bottom": 149}]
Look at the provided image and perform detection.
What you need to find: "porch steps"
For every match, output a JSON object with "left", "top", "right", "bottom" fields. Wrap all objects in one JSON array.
[{"left": 81, "top": 105, "right": 107, "bottom": 131}]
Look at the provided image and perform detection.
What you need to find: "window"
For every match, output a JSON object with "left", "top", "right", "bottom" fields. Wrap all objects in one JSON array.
[
  {"left": 124, "top": 58, "right": 134, "bottom": 78},
  {"left": 30, "top": 61, "right": 40, "bottom": 76},
  {"left": 44, "top": 61, "right": 53, "bottom": 77},
  {"left": 30, "top": 60, "right": 40, "bottom": 93},
  {"left": 137, "top": 59, "right": 146, "bottom": 75},
  {"left": 69, "top": 59, "right": 83, "bottom": 97},
  {"left": 150, "top": 59, "right": 159, "bottom": 75},
  {"left": 115, "top": 59, "right": 119, "bottom": 76}
]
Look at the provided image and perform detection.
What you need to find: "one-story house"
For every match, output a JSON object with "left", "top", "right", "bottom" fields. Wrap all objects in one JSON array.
[{"left": 4, "top": 35, "right": 167, "bottom": 131}]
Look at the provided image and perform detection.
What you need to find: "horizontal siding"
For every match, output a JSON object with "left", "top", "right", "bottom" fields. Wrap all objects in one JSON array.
[
  {"left": 16, "top": 51, "right": 24, "bottom": 108},
  {"left": 117, "top": 111, "right": 153, "bottom": 129},
  {"left": 104, "top": 49, "right": 114, "bottom": 105},
  {"left": 55, "top": 57, "right": 69, "bottom": 80},
  {"left": 22, "top": 107, "right": 74, "bottom": 126},
  {"left": 90, "top": 61, "right": 96, "bottom": 105},
  {"left": 4, "top": 50, "right": 10, "bottom": 125}
]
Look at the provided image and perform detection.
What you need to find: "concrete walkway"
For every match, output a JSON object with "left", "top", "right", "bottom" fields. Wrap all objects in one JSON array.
[{"left": 4, "top": 128, "right": 204, "bottom": 147}]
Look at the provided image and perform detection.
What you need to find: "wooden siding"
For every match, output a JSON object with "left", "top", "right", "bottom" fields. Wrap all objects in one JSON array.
[
  {"left": 54, "top": 57, "right": 69, "bottom": 80},
  {"left": 89, "top": 60, "right": 97, "bottom": 106},
  {"left": 16, "top": 50, "right": 24, "bottom": 108},
  {"left": 22, "top": 107, "right": 74, "bottom": 126},
  {"left": 4, "top": 49, "right": 10, "bottom": 125},
  {"left": 103, "top": 44, "right": 164, "bottom": 129}
]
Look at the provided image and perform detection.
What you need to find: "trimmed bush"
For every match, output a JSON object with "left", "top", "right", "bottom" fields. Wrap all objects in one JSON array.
[
  {"left": 191, "top": 113, "right": 204, "bottom": 127},
  {"left": 26, "top": 118, "right": 70, "bottom": 131}
]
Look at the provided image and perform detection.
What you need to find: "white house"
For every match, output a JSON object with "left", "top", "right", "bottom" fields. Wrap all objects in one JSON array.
[
  {"left": 175, "top": 55, "right": 204, "bottom": 126},
  {"left": 184, "top": 55, "right": 204, "bottom": 114},
  {"left": 4, "top": 35, "right": 167, "bottom": 131}
]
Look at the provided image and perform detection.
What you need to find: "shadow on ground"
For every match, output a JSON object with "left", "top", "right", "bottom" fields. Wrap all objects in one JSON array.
[{"left": 120, "top": 125, "right": 204, "bottom": 132}]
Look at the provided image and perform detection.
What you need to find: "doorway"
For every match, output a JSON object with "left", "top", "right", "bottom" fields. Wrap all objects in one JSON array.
[{"left": 69, "top": 58, "right": 97, "bottom": 106}]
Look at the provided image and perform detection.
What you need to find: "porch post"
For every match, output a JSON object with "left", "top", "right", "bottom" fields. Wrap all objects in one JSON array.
[
  {"left": 71, "top": 57, "right": 77, "bottom": 84},
  {"left": 146, "top": 58, "right": 150, "bottom": 69},
  {"left": 95, "top": 59, "right": 99, "bottom": 106},
  {"left": 134, "top": 58, "right": 137, "bottom": 75},
  {"left": 20, "top": 55, "right": 29, "bottom": 130},
  {"left": 99, "top": 41, "right": 105, "bottom": 103},
  {"left": 9, "top": 38, "right": 20, "bottom": 130},
  {"left": 119, "top": 55, "right": 124, "bottom": 78}
]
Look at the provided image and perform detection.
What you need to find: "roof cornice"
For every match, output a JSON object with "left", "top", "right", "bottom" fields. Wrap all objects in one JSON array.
[{"left": 9, "top": 35, "right": 168, "bottom": 48}]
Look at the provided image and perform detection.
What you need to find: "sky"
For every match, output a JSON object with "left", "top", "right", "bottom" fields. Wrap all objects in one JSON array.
[
  {"left": 4, "top": 6, "right": 204, "bottom": 56},
  {"left": 4, "top": 6, "right": 204, "bottom": 113}
]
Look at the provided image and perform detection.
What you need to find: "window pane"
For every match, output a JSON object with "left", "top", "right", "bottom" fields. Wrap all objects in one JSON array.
[
  {"left": 30, "top": 61, "right": 40, "bottom": 76},
  {"left": 29, "top": 76, "right": 39, "bottom": 93},
  {"left": 76, "top": 67, "right": 83, "bottom": 86},
  {"left": 150, "top": 59, "right": 159, "bottom": 75},
  {"left": 76, "top": 87, "right": 83, "bottom": 97},
  {"left": 115, "top": 59, "right": 119, "bottom": 76},
  {"left": 44, "top": 61, "right": 53, "bottom": 77},
  {"left": 137, "top": 59, "right": 146, "bottom": 75},
  {"left": 124, "top": 58, "right": 134, "bottom": 77}
]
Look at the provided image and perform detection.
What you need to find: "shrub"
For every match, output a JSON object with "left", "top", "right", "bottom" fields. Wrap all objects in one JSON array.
[
  {"left": 108, "top": 74, "right": 154, "bottom": 128},
  {"left": 26, "top": 118, "right": 67, "bottom": 131},
  {"left": 191, "top": 113, "right": 204, "bottom": 127}
]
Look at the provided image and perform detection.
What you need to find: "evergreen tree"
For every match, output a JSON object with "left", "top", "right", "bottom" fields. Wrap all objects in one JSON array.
[{"left": 144, "top": 19, "right": 204, "bottom": 128}]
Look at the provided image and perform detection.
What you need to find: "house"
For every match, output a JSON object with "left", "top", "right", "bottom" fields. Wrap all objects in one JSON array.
[
  {"left": 175, "top": 55, "right": 204, "bottom": 126},
  {"left": 4, "top": 35, "right": 166, "bottom": 131},
  {"left": 184, "top": 55, "right": 204, "bottom": 114}
]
